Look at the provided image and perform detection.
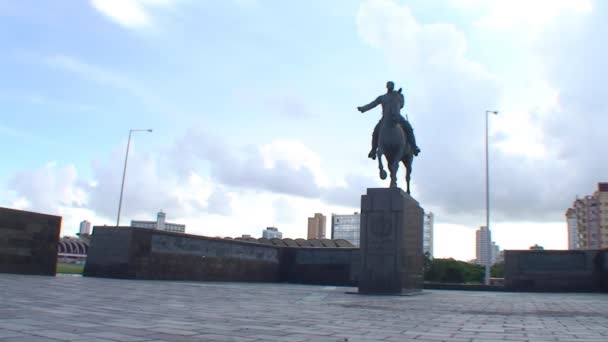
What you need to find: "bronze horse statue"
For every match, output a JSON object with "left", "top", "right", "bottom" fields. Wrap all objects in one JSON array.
[
  {"left": 375, "top": 108, "right": 414, "bottom": 192},
  {"left": 358, "top": 83, "right": 415, "bottom": 193}
]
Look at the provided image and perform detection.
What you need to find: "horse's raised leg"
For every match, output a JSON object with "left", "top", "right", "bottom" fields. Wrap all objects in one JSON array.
[
  {"left": 389, "top": 156, "right": 399, "bottom": 188},
  {"left": 403, "top": 155, "right": 413, "bottom": 194},
  {"left": 405, "top": 167, "right": 411, "bottom": 194},
  {"left": 377, "top": 151, "right": 387, "bottom": 180}
]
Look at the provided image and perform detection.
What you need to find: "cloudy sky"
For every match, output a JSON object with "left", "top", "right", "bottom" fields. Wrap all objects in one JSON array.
[{"left": 1, "top": 0, "right": 605, "bottom": 261}]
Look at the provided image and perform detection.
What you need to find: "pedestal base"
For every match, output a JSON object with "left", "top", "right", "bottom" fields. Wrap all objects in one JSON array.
[{"left": 358, "top": 188, "right": 424, "bottom": 294}]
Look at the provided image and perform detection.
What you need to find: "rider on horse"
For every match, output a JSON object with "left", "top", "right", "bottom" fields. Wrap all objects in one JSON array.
[{"left": 357, "top": 81, "right": 421, "bottom": 159}]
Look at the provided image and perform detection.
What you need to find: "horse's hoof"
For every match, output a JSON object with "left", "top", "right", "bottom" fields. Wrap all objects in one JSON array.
[{"left": 380, "top": 170, "right": 387, "bottom": 180}]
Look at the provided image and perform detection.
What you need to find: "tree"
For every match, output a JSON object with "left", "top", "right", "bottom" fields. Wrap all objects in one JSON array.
[
  {"left": 424, "top": 258, "right": 484, "bottom": 284},
  {"left": 423, "top": 251, "right": 432, "bottom": 274},
  {"left": 491, "top": 262, "right": 504, "bottom": 278}
]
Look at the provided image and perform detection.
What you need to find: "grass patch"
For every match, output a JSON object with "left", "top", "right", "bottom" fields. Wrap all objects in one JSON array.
[{"left": 56, "top": 263, "right": 84, "bottom": 274}]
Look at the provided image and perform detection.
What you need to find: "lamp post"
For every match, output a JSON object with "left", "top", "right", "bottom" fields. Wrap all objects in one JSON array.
[
  {"left": 485, "top": 110, "right": 498, "bottom": 285},
  {"left": 116, "top": 129, "right": 153, "bottom": 227}
]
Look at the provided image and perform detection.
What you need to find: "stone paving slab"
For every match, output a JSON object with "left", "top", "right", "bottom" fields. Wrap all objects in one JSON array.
[{"left": 1, "top": 274, "right": 608, "bottom": 341}]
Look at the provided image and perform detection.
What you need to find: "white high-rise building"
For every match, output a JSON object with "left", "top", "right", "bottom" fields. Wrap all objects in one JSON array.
[
  {"left": 475, "top": 226, "right": 491, "bottom": 266},
  {"left": 131, "top": 211, "right": 186, "bottom": 233},
  {"left": 79, "top": 220, "right": 91, "bottom": 235},
  {"left": 423, "top": 212, "right": 434, "bottom": 257},
  {"left": 491, "top": 241, "right": 500, "bottom": 265},
  {"left": 262, "top": 227, "right": 282, "bottom": 239},
  {"left": 565, "top": 208, "right": 579, "bottom": 250},
  {"left": 331, "top": 213, "right": 361, "bottom": 247}
]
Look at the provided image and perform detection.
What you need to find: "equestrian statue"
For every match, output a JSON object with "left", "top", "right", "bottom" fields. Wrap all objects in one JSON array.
[{"left": 357, "top": 81, "right": 420, "bottom": 192}]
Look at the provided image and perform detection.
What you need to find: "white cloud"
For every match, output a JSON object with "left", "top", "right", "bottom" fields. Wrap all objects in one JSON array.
[
  {"left": 90, "top": 0, "right": 178, "bottom": 29},
  {"left": 8, "top": 162, "right": 87, "bottom": 212},
  {"left": 86, "top": 145, "right": 222, "bottom": 222},
  {"left": 172, "top": 128, "right": 325, "bottom": 198},
  {"left": 259, "top": 139, "right": 327, "bottom": 186},
  {"left": 90, "top": 0, "right": 256, "bottom": 30},
  {"left": 450, "top": 0, "right": 592, "bottom": 33},
  {"left": 3, "top": 163, "right": 106, "bottom": 237}
]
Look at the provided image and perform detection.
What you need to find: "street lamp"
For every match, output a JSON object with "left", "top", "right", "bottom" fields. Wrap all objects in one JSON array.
[
  {"left": 485, "top": 110, "right": 498, "bottom": 285},
  {"left": 116, "top": 129, "right": 153, "bottom": 227}
]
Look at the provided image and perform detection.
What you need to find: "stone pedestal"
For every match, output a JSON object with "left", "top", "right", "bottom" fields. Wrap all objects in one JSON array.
[
  {"left": 0, "top": 207, "right": 61, "bottom": 276},
  {"left": 358, "top": 188, "right": 424, "bottom": 294}
]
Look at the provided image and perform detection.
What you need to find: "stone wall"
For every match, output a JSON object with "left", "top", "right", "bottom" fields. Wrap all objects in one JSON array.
[
  {"left": 84, "top": 227, "right": 281, "bottom": 282},
  {"left": 85, "top": 226, "right": 360, "bottom": 285},
  {"left": 0, "top": 207, "right": 61, "bottom": 276},
  {"left": 281, "top": 247, "right": 359, "bottom": 286},
  {"left": 504, "top": 250, "right": 606, "bottom": 292},
  {"left": 600, "top": 250, "right": 608, "bottom": 292}
]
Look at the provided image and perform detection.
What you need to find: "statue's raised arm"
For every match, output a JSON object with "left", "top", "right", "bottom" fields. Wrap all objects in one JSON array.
[{"left": 357, "top": 96, "right": 382, "bottom": 113}]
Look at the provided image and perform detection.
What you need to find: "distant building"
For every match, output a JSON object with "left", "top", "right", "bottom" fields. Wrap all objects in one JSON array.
[
  {"left": 475, "top": 226, "right": 491, "bottom": 266},
  {"left": 491, "top": 241, "right": 500, "bottom": 265},
  {"left": 574, "top": 196, "right": 601, "bottom": 249},
  {"left": 529, "top": 244, "right": 544, "bottom": 250},
  {"left": 566, "top": 183, "right": 608, "bottom": 249},
  {"left": 495, "top": 250, "right": 505, "bottom": 264},
  {"left": 262, "top": 227, "right": 282, "bottom": 239},
  {"left": 131, "top": 211, "right": 185, "bottom": 233},
  {"left": 57, "top": 236, "right": 89, "bottom": 264},
  {"left": 307, "top": 213, "right": 326, "bottom": 239},
  {"left": 423, "top": 212, "right": 434, "bottom": 257},
  {"left": 565, "top": 208, "right": 578, "bottom": 250},
  {"left": 79, "top": 220, "right": 91, "bottom": 236},
  {"left": 331, "top": 213, "right": 360, "bottom": 247}
]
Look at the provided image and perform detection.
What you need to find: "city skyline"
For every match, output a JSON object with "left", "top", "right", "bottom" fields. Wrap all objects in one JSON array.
[{"left": 2, "top": 0, "right": 607, "bottom": 261}]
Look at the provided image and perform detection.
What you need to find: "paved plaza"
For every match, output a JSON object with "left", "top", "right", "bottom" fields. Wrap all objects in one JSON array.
[{"left": 1, "top": 274, "right": 607, "bottom": 342}]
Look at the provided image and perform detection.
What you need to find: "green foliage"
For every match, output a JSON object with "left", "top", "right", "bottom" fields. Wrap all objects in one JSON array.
[
  {"left": 56, "top": 263, "right": 84, "bottom": 274},
  {"left": 424, "top": 258, "right": 484, "bottom": 284},
  {"left": 423, "top": 251, "right": 432, "bottom": 274},
  {"left": 491, "top": 262, "right": 504, "bottom": 278}
]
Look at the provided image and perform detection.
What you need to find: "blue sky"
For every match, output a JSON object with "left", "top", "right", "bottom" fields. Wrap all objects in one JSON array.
[{"left": 1, "top": 0, "right": 605, "bottom": 261}]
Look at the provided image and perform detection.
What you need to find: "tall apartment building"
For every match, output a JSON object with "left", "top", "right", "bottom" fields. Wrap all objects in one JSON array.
[
  {"left": 131, "top": 211, "right": 186, "bottom": 233},
  {"left": 475, "top": 226, "right": 491, "bottom": 266},
  {"left": 307, "top": 213, "right": 326, "bottom": 239},
  {"left": 331, "top": 213, "right": 360, "bottom": 247},
  {"left": 566, "top": 183, "right": 608, "bottom": 249},
  {"left": 79, "top": 220, "right": 91, "bottom": 235},
  {"left": 423, "top": 212, "right": 434, "bottom": 257},
  {"left": 597, "top": 183, "right": 608, "bottom": 246},
  {"left": 565, "top": 208, "right": 578, "bottom": 250},
  {"left": 262, "top": 227, "right": 282, "bottom": 239}
]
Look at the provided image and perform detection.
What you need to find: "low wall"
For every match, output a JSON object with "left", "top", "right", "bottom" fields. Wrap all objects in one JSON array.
[
  {"left": 84, "top": 227, "right": 359, "bottom": 285},
  {"left": 600, "top": 250, "right": 608, "bottom": 292},
  {"left": 282, "top": 248, "right": 359, "bottom": 286},
  {"left": 504, "top": 250, "right": 606, "bottom": 292},
  {"left": 84, "top": 227, "right": 281, "bottom": 282},
  {"left": 0, "top": 207, "right": 61, "bottom": 276}
]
